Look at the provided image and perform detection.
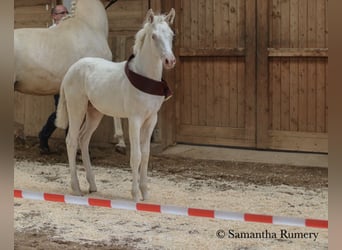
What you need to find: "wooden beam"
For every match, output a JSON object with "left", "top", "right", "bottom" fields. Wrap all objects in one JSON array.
[
  {"left": 179, "top": 48, "right": 245, "bottom": 57},
  {"left": 268, "top": 48, "right": 328, "bottom": 57}
]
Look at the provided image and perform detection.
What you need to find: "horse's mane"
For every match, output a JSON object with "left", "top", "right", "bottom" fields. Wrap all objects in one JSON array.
[{"left": 133, "top": 14, "right": 168, "bottom": 55}]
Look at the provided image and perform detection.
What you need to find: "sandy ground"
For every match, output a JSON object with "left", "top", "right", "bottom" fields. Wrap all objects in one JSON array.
[{"left": 14, "top": 138, "right": 328, "bottom": 249}]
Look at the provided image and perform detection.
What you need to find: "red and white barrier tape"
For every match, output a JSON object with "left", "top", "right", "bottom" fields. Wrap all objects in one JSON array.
[{"left": 14, "top": 189, "right": 328, "bottom": 229}]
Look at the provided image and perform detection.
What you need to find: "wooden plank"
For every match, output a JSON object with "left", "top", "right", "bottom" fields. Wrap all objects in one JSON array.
[
  {"left": 229, "top": 58, "right": 238, "bottom": 127},
  {"left": 176, "top": 134, "right": 255, "bottom": 148},
  {"left": 307, "top": 0, "right": 317, "bottom": 48},
  {"left": 15, "top": 0, "right": 50, "bottom": 7},
  {"left": 289, "top": 0, "right": 299, "bottom": 48},
  {"left": 213, "top": 58, "right": 223, "bottom": 126},
  {"left": 270, "top": 0, "right": 281, "bottom": 48},
  {"left": 280, "top": 58, "right": 290, "bottom": 131},
  {"left": 268, "top": 131, "right": 328, "bottom": 153},
  {"left": 176, "top": 125, "right": 255, "bottom": 147},
  {"left": 237, "top": 0, "right": 246, "bottom": 48},
  {"left": 181, "top": 0, "right": 191, "bottom": 48},
  {"left": 307, "top": 1, "right": 317, "bottom": 132},
  {"left": 179, "top": 48, "right": 245, "bottom": 57},
  {"left": 198, "top": 58, "right": 207, "bottom": 126},
  {"left": 256, "top": 0, "right": 270, "bottom": 148},
  {"left": 316, "top": 59, "right": 327, "bottom": 132},
  {"left": 297, "top": 0, "right": 308, "bottom": 131},
  {"left": 178, "top": 125, "right": 249, "bottom": 139},
  {"left": 198, "top": 0, "right": 207, "bottom": 126},
  {"left": 307, "top": 59, "right": 317, "bottom": 132},
  {"left": 280, "top": 0, "right": 290, "bottom": 48},
  {"left": 237, "top": 57, "right": 245, "bottom": 128},
  {"left": 288, "top": 0, "right": 299, "bottom": 132},
  {"left": 270, "top": 58, "right": 281, "bottom": 130},
  {"left": 279, "top": 0, "right": 290, "bottom": 131},
  {"left": 316, "top": 0, "right": 326, "bottom": 48},
  {"left": 190, "top": 1, "right": 199, "bottom": 125},
  {"left": 181, "top": 59, "right": 191, "bottom": 125},
  {"left": 213, "top": 0, "right": 224, "bottom": 47},
  {"left": 206, "top": 58, "right": 215, "bottom": 127},
  {"left": 205, "top": 0, "right": 214, "bottom": 47},
  {"left": 205, "top": 0, "right": 215, "bottom": 127},
  {"left": 268, "top": 48, "right": 328, "bottom": 57},
  {"left": 228, "top": 0, "right": 238, "bottom": 47},
  {"left": 244, "top": 0, "right": 256, "bottom": 142},
  {"left": 315, "top": 0, "right": 327, "bottom": 132},
  {"left": 221, "top": 58, "right": 230, "bottom": 127},
  {"left": 298, "top": 59, "right": 308, "bottom": 132},
  {"left": 289, "top": 58, "right": 299, "bottom": 131}
]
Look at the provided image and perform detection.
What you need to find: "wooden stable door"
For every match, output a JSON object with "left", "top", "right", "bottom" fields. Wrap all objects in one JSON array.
[
  {"left": 174, "top": 0, "right": 328, "bottom": 152},
  {"left": 257, "top": 0, "right": 328, "bottom": 152},
  {"left": 175, "top": 0, "right": 256, "bottom": 148}
]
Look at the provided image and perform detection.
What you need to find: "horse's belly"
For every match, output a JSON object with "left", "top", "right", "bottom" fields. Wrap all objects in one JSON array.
[
  {"left": 15, "top": 66, "right": 61, "bottom": 95},
  {"left": 15, "top": 79, "right": 60, "bottom": 95},
  {"left": 90, "top": 97, "right": 127, "bottom": 118}
]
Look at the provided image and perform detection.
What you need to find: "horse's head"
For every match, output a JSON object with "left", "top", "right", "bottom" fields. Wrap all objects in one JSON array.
[{"left": 144, "top": 8, "right": 176, "bottom": 70}]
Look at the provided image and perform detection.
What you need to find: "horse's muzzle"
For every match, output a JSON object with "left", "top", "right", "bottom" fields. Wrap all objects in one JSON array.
[{"left": 163, "top": 55, "right": 176, "bottom": 69}]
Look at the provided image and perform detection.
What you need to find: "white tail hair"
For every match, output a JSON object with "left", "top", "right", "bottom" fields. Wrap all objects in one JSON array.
[{"left": 55, "top": 85, "right": 69, "bottom": 129}]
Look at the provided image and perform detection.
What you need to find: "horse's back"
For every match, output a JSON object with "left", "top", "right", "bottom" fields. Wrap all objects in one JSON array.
[
  {"left": 14, "top": 19, "right": 112, "bottom": 95},
  {"left": 64, "top": 57, "right": 125, "bottom": 88},
  {"left": 63, "top": 57, "right": 130, "bottom": 117}
]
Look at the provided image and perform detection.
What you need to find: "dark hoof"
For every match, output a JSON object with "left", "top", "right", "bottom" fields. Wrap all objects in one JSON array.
[
  {"left": 115, "top": 145, "right": 126, "bottom": 155},
  {"left": 39, "top": 145, "right": 51, "bottom": 155}
]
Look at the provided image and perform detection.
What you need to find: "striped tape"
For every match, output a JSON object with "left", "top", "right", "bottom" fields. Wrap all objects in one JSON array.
[{"left": 14, "top": 189, "right": 328, "bottom": 229}]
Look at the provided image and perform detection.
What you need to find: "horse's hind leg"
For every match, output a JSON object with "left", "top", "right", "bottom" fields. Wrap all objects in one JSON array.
[
  {"left": 113, "top": 117, "right": 126, "bottom": 154},
  {"left": 66, "top": 99, "right": 88, "bottom": 196},
  {"left": 79, "top": 105, "right": 103, "bottom": 193}
]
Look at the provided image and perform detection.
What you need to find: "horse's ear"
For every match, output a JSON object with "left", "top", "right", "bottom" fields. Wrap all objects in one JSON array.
[
  {"left": 145, "top": 9, "right": 154, "bottom": 23},
  {"left": 165, "top": 8, "right": 175, "bottom": 25}
]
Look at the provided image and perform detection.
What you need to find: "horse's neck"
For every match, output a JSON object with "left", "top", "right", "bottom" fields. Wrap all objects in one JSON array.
[
  {"left": 75, "top": 0, "right": 108, "bottom": 38},
  {"left": 133, "top": 46, "right": 163, "bottom": 81}
]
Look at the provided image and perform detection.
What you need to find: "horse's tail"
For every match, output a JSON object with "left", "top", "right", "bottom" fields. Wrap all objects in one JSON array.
[{"left": 55, "top": 84, "right": 69, "bottom": 129}]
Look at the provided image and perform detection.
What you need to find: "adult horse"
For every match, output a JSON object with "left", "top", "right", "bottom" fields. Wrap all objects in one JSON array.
[
  {"left": 14, "top": 0, "right": 126, "bottom": 152},
  {"left": 56, "top": 8, "right": 176, "bottom": 201}
]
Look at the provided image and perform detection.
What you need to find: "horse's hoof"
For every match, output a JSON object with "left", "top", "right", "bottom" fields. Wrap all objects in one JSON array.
[
  {"left": 142, "top": 192, "right": 149, "bottom": 201},
  {"left": 72, "top": 190, "right": 83, "bottom": 196},
  {"left": 115, "top": 145, "right": 126, "bottom": 155}
]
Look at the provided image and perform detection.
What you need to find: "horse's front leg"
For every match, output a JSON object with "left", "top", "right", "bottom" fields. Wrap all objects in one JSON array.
[
  {"left": 128, "top": 119, "right": 142, "bottom": 201},
  {"left": 139, "top": 115, "right": 158, "bottom": 201}
]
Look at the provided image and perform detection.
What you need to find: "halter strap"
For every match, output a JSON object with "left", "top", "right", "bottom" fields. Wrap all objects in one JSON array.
[
  {"left": 105, "top": 0, "right": 118, "bottom": 10},
  {"left": 125, "top": 54, "right": 172, "bottom": 101}
]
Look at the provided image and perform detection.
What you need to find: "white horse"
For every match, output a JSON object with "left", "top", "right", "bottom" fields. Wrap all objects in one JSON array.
[
  {"left": 56, "top": 8, "right": 176, "bottom": 201},
  {"left": 14, "top": 0, "right": 126, "bottom": 151}
]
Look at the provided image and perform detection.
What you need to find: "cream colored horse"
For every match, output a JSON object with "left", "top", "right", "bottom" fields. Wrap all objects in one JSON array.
[
  {"left": 14, "top": 0, "right": 125, "bottom": 150},
  {"left": 56, "top": 8, "right": 176, "bottom": 201}
]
